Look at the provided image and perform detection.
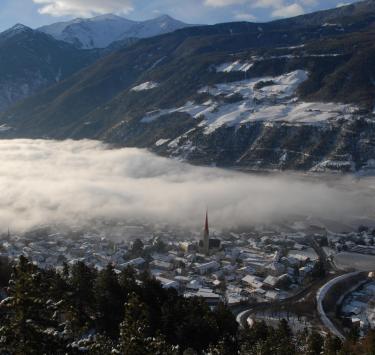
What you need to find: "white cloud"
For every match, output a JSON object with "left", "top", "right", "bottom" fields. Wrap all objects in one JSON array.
[
  {"left": 204, "top": 0, "right": 247, "bottom": 7},
  {"left": 33, "top": 0, "right": 134, "bottom": 17},
  {"left": 251, "top": 0, "right": 285, "bottom": 9},
  {"left": 220, "top": 0, "right": 308, "bottom": 17},
  {"left": 336, "top": 2, "right": 350, "bottom": 7},
  {"left": 0, "top": 139, "right": 373, "bottom": 233},
  {"left": 234, "top": 12, "right": 256, "bottom": 21},
  {"left": 272, "top": 3, "right": 305, "bottom": 17}
]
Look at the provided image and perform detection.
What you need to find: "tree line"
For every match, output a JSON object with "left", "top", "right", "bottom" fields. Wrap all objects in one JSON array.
[{"left": 0, "top": 256, "right": 373, "bottom": 354}]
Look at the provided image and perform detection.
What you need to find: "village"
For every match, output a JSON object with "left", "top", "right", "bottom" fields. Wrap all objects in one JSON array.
[{"left": 0, "top": 215, "right": 374, "bottom": 312}]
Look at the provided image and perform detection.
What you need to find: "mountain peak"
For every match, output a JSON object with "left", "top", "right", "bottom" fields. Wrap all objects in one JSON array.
[
  {"left": 11, "top": 23, "right": 31, "bottom": 31},
  {"left": 89, "top": 13, "right": 128, "bottom": 22},
  {"left": 155, "top": 14, "right": 175, "bottom": 21},
  {"left": 38, "top": 13, "right": 191, "bottom": 49},
  {"left": 1, "top": 24, "right": 33, "bottom": 38}
]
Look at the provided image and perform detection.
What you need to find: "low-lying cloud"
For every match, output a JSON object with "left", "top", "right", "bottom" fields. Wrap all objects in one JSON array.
[{"left": 0, "top": 139, "right": 373, "bottom": 233}]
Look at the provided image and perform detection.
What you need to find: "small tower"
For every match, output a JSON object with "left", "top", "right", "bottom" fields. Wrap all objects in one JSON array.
[{"left": 203, "top": 210, "right": 209, "bottom": 255}]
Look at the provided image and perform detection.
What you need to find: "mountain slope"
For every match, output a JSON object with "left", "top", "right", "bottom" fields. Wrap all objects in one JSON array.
[
  {"left": 0, "top": 24, "right": 100, "bottom": 113},
  {"left": 120, "top": 15, "right": 194, "bottom": 39},
  {"left": 38, "top": 14, "right": 193, "bottom": 49},
  {"left": 2, "top": 1, "right": 375, "bottom": 173}
]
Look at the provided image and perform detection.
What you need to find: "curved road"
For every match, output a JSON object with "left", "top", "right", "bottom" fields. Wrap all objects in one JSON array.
[
  {"left": 234, "top": 276, "right": 329, "bottom": 328},
  {"left": 316, "top": 271, "right": 362, "bottom": 341}
]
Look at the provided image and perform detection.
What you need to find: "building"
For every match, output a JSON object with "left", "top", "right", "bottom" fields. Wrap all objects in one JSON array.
[
  {"left": 199, "top": 211, "right": 221, "bottom": 255},
  {"left": 195, "top": 261, "right": 220, "bottom": 275},
  {"left": 202, "top": 211, "right": 210, "bottom": 255}
]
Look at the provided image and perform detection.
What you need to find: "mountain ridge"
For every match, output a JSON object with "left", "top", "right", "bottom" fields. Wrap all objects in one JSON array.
[
  {"left": 38, "top": 14, "right": 194, "bottom": 49},
  {"left": 0, "top": 25, "right": 101, "bottom": 113},
  {"left": 1, "top": 1, "right": 375, "bottom": 173}
]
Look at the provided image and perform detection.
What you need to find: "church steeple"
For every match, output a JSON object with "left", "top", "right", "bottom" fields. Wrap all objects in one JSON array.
[{"left": 203, "top": 210, "right": 209, "bottom": 255}]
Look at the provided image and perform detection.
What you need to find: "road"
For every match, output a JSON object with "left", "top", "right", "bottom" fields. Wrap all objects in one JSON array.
[
  {"left": 316, "top": 271, "right": 362, "bottom": 341},
  {"left": 233, "top": 275, "right": 330, "bottom": 328},
  {"left": 233, "top": 235, "right": 356, "bottom": 336}
]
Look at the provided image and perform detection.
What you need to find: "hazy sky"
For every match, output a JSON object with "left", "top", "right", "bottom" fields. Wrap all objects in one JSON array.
[
  {"left": 0, "top": 0, "right": 359, "bottom": 32},
  {"left": 0, "top": 139, "right": 373, "bottom": 233}
]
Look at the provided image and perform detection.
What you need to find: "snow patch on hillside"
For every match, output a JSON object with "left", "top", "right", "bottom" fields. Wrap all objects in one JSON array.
[
  {"left": 216, "top": 61, "right": 253, "bottom": 73},
  {"left": 131, "top": 81, "right": 159, "bottom": 92},
  {"left": 155, "top": 138, "right": 170, "bottom": 146},
  {"left": 311, "top": 159, "right": 355, "bottom": 173},
  {"left": 0, "top": 124, "right": 11, "bottom": 132},
  {"left": 141, "top": 70, "right": 359, "bottom": 134},
  {"left": 141, "top": 101, "right": 217, "bottom": 123},
  {"left": 200, "top": 70, "right": 308, "bottom": 100}
]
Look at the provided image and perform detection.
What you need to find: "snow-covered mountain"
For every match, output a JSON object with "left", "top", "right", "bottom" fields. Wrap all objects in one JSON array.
[
  {"left": 38, "top": 14, "right": 192, "bottom": 49},
  {"left": 2, "top": 1, "right": 375, "bottom": 173}
]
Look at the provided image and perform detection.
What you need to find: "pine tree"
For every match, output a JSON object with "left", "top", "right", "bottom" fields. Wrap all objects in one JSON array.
[
  {"left": 118, "top": 293, "right": 177, "bottom": 354},
  {"left": 94, "top": 264, "right": 124, "bottom": 338},
  {"left": 307, "top": 330, "right": 324, "bottom": 355},
  {"left": 69, "top": 261, "right": 97, "bottom": 325},
  {"left": 323, "top": 334, "right": 342, "bottom": 355},
  {"left": 0, "top": 256, "right": 64, "bottom": 354}
]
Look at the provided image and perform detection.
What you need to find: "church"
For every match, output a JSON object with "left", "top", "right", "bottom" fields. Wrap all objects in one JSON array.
[{"left": 199, "top": 211, "right": 221, "bottom": 255}]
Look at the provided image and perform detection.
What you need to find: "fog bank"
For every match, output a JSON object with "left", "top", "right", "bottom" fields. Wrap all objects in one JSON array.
[{"left": 0, "top": 139, "right": 373, "bottom": 232}]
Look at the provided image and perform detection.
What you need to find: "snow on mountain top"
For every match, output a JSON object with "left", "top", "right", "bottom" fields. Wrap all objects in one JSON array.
[
  {"left": 38, "top": 14, "right": 191, "bottom": 49},
  {"left": 1, "top": 24, "right": 33, "bottom": 38},
  {"left": 89, "top": 14, "right": 130, "bottom": 22},
  {"left": 9, "top": 24, "right": 30, "bottom": 32}
]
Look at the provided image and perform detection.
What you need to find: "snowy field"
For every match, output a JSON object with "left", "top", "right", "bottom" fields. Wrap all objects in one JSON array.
[{"left": 334, "top": 252, "right": 375, "bottom": 271}]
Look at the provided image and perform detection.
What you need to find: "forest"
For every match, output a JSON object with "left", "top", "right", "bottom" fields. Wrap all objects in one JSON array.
[{"left": 0, "top": 256, "right": 373, "bottom": 354}]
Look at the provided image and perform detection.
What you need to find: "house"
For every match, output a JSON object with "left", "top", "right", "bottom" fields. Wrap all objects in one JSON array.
[
  {"left": 263, "top": 275, "right": 278, "bottom": 288},
  {"left": 265, "top": 261, "right": 286, "bottom": 276},
  {"left": 156, "top": 276, "right": 179, "bottom": 289},
  {"left": 186, "top": 279, "right": 202, "bottom": 290},
  {"left": 120, "top": 257, "right": 146, "bottom": 269},
  {"left": 184, "top": 288, "right": 221, "bottom": 305},
  {"left": 150, "top": 260, "right": 173, "bottom": 271},
  {"left": 179, "top": 242, "right": 196, "bottom": 253},
  {"left": 242, "top": 275, "right": 264, "bottom": 289},
  {"left": 265, "top": 290, "right": 281, "bottom": 301},
  {"left": 194, "top": 261, "right": 220, "bottom": 275}
]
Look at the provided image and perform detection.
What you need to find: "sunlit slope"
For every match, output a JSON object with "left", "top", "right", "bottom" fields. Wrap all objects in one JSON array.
[{"left": 1, "top": 1, "right": 375, "bottom": 172}]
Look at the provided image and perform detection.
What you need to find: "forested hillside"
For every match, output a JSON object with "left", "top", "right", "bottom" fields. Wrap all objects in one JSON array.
[{"left": 0, "top": 256, "right": 373, "bottom": 354}]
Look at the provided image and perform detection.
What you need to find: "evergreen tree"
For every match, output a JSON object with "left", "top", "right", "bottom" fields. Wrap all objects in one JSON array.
[
  {"left": 0, "top": 256, "right": 65, "bottom": 354},
  {"left": 69, "top": 261, "right": 97, "bottom": 325},
  {"left": 323, "top": 334, "right": 342, "bottom": 355},
  {"left": 274, "top": 319, "right": 296, "bottom": 355},
  {"left": 94, "top": 264, "right": 124, "bottom": 338},
  {"left": 130, "top": 239, "right": 144, "bottom": 258},
  {"left": 118, "top": 293, "right": 178, "bottom": 354},
  {"left": 307, "top": 330, "right": 324, "bottom": 355}
]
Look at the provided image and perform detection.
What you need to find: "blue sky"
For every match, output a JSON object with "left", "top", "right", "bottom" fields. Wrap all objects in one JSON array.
[{"left": 0, "top": 0, "right": 359, "bottom": 31}]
